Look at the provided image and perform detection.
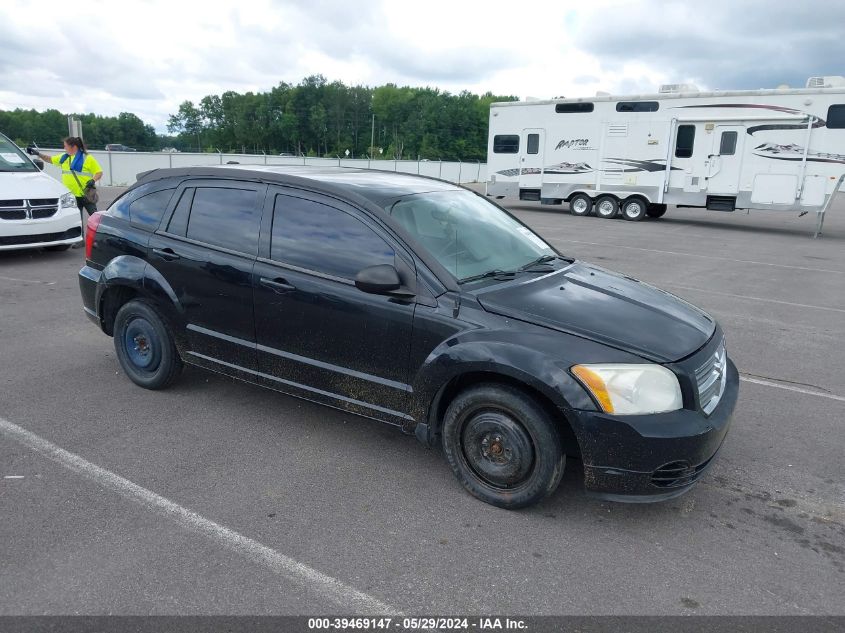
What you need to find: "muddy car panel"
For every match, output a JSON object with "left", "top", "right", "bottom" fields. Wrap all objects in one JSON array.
[{"left": 79, "top": 166, "right": 738, "bottom": 503}]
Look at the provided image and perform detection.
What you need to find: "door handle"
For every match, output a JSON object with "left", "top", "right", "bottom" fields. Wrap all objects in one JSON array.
[
  {"left": 152, "top": 247, "right": 180, "bottom": 261},
  {"left": 260, "top": 277, "right": 296, "bottom": 293}
]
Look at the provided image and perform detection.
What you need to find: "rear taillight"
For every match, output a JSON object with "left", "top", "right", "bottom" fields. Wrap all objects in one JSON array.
[{"left": 85, "top": 212, "right": 103, "bottom": 259}]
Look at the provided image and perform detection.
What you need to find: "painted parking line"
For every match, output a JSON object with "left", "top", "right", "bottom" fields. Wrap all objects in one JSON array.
[
  {"left": 665, "top": 283, "right": 845, "bottom": 314},
  {"left": 549, "top": 239, "right": 845, "bottom": 275},
  {"left": 0, "top": 275, "right": 55, "bottom": 285},
  {"left": 0, "top": 416, "right": 399, "bottom": 615},
  {"left": 740, "top": 376, "right": 845, "bottom": 403}
]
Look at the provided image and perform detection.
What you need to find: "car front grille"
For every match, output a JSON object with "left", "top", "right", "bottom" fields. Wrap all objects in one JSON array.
[
  {"left": 0, "top": 198, "right": 60, "bottom": 221},
  {"left": 695, "top": 339, "right": 727, "bottom": 415},
  {"left": 651, "top": 456, "right": 714, "bottom": 488}
]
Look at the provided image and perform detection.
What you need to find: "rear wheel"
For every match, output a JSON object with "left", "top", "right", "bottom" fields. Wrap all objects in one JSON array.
[
  {"left": 594, "top": 196, "right": 619, "bottom": 219},
  {"left": 113, "top": 300, "right": 183, "bottom": 390},
  {"left": 647, "top": 204, "right": 668, "bottom": 218},
  {"left": 621, "top": 197, "right": 648, "bottom": 221},
  {"left": 441, "top": 384, "right": 565, "bottom": 509},
  {"left": 568, "top": 194, "right": 593, "bottom": 217}
]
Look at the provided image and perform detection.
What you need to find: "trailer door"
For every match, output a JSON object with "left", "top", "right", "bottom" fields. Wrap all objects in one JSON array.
[
  {"left": 707, "top": 125, "right": 745, "bottom": 194},
  {"left": 519, "top": 129, "right": 545, "bottom": 191}
]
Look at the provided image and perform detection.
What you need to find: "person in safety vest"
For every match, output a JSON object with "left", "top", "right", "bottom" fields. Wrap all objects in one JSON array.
[{"left": 28, "top": 136, "right": 103, "bottom": 215}]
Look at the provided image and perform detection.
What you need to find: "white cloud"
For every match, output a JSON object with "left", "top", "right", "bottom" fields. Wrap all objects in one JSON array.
[{"left": 0, "top": 0, "right": 839, "bottom": 131}]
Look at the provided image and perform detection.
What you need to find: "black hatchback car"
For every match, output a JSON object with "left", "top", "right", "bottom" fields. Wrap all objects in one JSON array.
[{"left": 79, "top": 166, "right": 738, "bottom": 509}]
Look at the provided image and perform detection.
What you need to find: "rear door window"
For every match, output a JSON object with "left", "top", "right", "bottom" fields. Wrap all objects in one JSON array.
[{"left": 185, "top": 187, "right": 261, "bottom": 255}]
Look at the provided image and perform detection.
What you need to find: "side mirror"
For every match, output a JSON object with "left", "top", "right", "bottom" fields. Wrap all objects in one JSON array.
[
  {"left": 354, "top": 264, "right": 402, "bottom": 294},
  {"left": 33, "top": 158, "right": 44, "bottom": 170}
]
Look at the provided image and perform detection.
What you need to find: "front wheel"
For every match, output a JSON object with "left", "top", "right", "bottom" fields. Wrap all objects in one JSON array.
[
  {"left": 441, "top": 384, "right": 565, "bottom": 509},
  {"left": 113, "top": 300, "right": 183, "bottom": 390}
]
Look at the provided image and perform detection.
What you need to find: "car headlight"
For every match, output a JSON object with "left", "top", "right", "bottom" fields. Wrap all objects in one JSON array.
[
  {"left": 60, "top": 192, "right": 76, "bottom": 208},
  {"left": 571, "top": 364, "right": 683, "bottom": 415}
]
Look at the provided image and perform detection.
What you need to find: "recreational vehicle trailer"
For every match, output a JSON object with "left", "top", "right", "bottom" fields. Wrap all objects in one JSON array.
[{"left": 485, "top": 78, "right": 845, "bottom": 228}]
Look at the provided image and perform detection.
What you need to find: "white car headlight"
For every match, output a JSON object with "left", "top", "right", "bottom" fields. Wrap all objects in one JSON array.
[
  {"left": 60, "top": 192, "right": 76, "bottom": 208},
  {"left": 571, "top": 364, "right": 683, "bottom": 415}
]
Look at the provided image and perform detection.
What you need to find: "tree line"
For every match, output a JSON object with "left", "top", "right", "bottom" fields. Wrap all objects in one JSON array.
[
  {"left": 0, "top": 109, "right": 159, "bottom": 152},
  {"left": 1, "top": 75, "right": 516, "bottom": 160}
]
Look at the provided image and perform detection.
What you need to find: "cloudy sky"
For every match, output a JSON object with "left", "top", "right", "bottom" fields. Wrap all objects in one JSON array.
[{"left": 1, "top": 0, "right": 842, "bottom": 131}]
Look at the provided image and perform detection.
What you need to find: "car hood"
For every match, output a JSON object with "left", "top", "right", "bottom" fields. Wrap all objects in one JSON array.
[
  {"left": 0, "top": 170, "right": 70, "bottom": 199},
  {"left": 475, "top": 262, "right": 715, "bottom": 362}
]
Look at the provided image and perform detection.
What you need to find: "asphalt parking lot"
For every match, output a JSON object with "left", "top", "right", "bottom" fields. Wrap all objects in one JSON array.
[{"left": 1, "top": 185, "right": 844, "bottom": 616}]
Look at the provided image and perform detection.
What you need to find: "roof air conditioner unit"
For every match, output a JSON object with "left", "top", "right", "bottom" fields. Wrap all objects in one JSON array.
[
  {"left": 658, "top": 83, "right": 700, "bottom": 94},
  {"left": 806, "top": 76, "right": 845, "bottom": 88}
]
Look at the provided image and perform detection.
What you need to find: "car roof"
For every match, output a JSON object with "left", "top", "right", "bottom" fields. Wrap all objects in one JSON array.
[
  {"left": 133, "top": 164, "right": 468, "bottom": 293},
  {"left": 134, "top": 164, "right": 462, "bottom": 207}
]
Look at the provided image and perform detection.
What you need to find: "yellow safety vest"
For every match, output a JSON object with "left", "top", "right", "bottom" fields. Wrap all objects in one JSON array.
[{"left": 52, "top": 152, "right": 102, "bottom": 197}]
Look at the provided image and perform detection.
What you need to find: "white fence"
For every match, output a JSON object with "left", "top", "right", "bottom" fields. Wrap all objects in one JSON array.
[{"left": 38, "top": 149, "right": 488, "bottom": 187}]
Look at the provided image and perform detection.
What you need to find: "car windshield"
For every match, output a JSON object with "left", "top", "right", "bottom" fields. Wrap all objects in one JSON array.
[
  {"left": 387, "top": 189, "right": 556, "bottom": 281},
  {"left": 0, "top": 135, "right": 36, "bottom": 172}
]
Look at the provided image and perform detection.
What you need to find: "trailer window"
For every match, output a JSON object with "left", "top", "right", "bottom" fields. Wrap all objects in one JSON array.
[
  {"left": 616, "top": 101, "right": 659, "bottom": 112},
  {"left": 675, "top": 125, "right": 696, "bottom": 158},
  {"left": 555, "top": 103, "right": 594, "bottom": 113},
  {"left": 719, "top": 131, "right": 738, "bottom": 155},
  {"left": 493, "top": 135, "right": 520, "bottom": 153},
  {"left": 527, "top": 134, "right": 540, "bottom": 154},
  {"left": 827, "top": 105, "right": 845, "bottom": 129}
]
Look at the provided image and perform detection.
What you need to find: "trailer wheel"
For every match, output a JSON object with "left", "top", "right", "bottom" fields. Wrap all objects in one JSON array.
[
  {"left": 646, "top": 204, "right": 667, "bottom": 218},
  {"left": 569, "top": 194, "right": 593, "bottom": 217},
  {"left": 621, "top": 197, "right": 648, "bottom": 221},
  {"left": 594, "top": 196, "right": 619, "bottom": 219}
]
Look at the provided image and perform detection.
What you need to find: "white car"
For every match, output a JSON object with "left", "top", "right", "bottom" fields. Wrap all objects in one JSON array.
[{"left": 0, "top": 133, "right": 82, "bottom": 251}]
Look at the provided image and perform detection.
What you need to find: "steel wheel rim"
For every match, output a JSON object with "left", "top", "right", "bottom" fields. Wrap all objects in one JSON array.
[
  {"left": 123, "top": 317, "right": 161, "bottom": 371},
  {"left": 573, "top": 199, "right": 588, "bottom": 214},
  {"left": 460, "top": 408, "right": 535, "bottom": 489},
  {"left": 598, "top": 201, "right": 614, "bottom": 215},
  {"left": 625, "top": 202, "right": 642, "bottom": 218}
]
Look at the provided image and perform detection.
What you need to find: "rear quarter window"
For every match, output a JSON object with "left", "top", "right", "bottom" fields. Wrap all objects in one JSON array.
[
  {"left": 128, "top": 189, "right": 175, "bottom": 230},
  {"left": 109, "top": 181, "right": 177, "bottom": 230}
]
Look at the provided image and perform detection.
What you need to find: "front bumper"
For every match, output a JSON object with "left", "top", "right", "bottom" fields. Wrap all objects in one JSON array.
[
  {"left": 0, "top": 206, "right": 83, "bottom": 251},
  {"left": 569, "top": 358, "right": 738, "bottom": 502}
]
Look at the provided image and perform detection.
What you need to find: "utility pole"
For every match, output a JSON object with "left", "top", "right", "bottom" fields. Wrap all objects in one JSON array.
[{"left": 371, "top": 114, "right": 375, "bottom": 159}]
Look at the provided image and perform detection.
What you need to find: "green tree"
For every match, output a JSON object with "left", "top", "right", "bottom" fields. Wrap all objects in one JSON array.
[{"left": 167, "top": 100, "right": 204, "bottom": 151}]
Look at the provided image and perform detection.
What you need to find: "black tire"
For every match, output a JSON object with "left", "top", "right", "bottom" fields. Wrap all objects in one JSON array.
[
  {"left": 44, "top": 244, "right": 71, "bottom": 252},
  {"left": 568, "top": 194, "right": 593, "bottom": 217},
  {"left": 594, "top": 196, "right": 619, "bottom": 219},
  {"left": 621, "top": 197, "right": 648, "bottom": 221},
  {"left": 113, "top": 299, "right": 183, "bottom": 390},
  {"left": 441, "top": 383, "right": 565, "bottom": 509},
  {"left": 647, "top": 204, "right": 667, "bottom": 218}
]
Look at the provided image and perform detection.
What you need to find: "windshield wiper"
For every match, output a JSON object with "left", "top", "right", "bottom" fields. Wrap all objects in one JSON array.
[
  {"left": 519, "top": 254, "right": 559, "bottom": 270},
  {"left": 460, "top": 257, "right": 566, "bottom": 284},
  {"left": 459, "top": 269, "right": 518, "bottom": 284}
]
